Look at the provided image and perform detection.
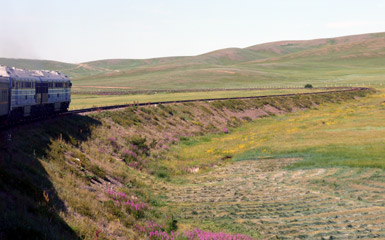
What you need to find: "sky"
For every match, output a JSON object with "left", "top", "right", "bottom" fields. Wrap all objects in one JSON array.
[{"left": 0, "top": 0, "right": 385, "bottom": 63}]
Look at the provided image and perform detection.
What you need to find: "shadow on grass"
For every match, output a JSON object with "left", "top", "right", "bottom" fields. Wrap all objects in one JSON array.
[{"left": 0, "top": 114, "right": 101, "bottom": 240}]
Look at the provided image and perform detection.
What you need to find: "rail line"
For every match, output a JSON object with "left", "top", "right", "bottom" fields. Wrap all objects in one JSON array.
[
  {"left": 0, "top": 87, "right": 370, "bottom": 132},
  {"left": 67, "top": 87, "right": 368, "bottom": 114}
]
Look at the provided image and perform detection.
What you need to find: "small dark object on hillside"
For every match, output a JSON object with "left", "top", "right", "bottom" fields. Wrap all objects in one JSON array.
[{"left": 305, "top": 84, "right": 313, "bottom": 88}]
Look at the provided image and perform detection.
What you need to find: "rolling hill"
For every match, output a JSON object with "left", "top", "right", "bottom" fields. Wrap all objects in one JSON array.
[{"left": 1, "top": 32, "right": 385, "bottom": 89}]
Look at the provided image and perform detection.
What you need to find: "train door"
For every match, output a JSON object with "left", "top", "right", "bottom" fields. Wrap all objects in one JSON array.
[
  {"left": 41, "top": 82, "right": 48, "bottom": 104},
  {"left": 35, "top": 82, "right": 42, "bottom": 104},
  {"left": 0, "top": 78, "right": 9, "bottom": 118}
]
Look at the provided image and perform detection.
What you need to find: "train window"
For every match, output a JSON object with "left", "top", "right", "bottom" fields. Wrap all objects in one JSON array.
[{"left": 1, "top": 90, "right": 7, "bottom": 101}]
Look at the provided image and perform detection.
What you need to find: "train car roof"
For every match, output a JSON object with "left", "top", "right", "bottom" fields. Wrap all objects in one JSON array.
[
  {"left": 0, "top": 65, "right": 9, "bottom": 77},
  {"left": 0, "top": 65, "right": 70, "bottom": 81}
]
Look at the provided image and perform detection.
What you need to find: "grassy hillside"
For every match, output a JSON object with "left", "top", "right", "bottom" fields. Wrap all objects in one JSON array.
[
  {"left": 0, "top": 58, "right": 75, "bottom": 72},
  {"left": 163, "top": 88, "right": 385, "bottom": 239},
  {"left": 0, "top": 89, "right": 370, "bottom": 240},
  {"left": 1, "top": 32, "right": 385, "bottom": 89}
]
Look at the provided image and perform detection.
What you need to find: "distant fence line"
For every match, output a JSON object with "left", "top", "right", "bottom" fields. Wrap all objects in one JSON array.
[{"left": 71, "top": 83, "right": 384, "bottom": 95}]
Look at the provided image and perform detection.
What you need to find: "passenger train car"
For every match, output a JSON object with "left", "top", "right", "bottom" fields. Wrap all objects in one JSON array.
[{"left": 0, "top": 65, "right": 71, "bottom": 123}]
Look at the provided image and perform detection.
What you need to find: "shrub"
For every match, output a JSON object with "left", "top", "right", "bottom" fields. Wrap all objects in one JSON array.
[
  {"left": 129, "top": 136, "right": 150, "bottom": 156},
  {"left": 304, "top": 84, "right": 313, "bottom": 88},
  {"left": 107, "top": 189, "right": 150, "bottom": 219},
  {"left": 155, "top": 167, "right": 169, "bottom": 180}
]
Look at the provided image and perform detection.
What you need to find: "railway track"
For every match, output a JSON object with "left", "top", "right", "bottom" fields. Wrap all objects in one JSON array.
[{"left": 0, "top": 87, "right": 370, "bottom": 132}]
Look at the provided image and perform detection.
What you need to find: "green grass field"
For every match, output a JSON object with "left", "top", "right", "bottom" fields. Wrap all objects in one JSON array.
[
  {"left": 166, "top": 88, "right": 385, "bottom": 170},
  {"left": 161, "top": 88, "right": 385, "bottom": 239},
  {"left": 69, "top": 32, "right": 385, "bottom": 90}
]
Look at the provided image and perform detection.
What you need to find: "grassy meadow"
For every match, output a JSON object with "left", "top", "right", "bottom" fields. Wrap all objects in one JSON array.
[
  {"left": 68, "top": 33, "right": 385, "bottom": 90},
  {"left": 160, "top": 88, "right": 385, "bottom": 239},
  {"left": 166, "top": 88, "right": 385, "bottom": 170}
]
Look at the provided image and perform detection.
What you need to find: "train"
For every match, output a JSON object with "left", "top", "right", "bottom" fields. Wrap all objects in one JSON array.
[{"left": 0, "top": 65, "right": 71, "bottom": 124}]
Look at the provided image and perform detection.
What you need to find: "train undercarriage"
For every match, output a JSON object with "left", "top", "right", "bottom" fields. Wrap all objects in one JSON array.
[{"left": 5, "top": 102, "right": 70, "bottom": 124}]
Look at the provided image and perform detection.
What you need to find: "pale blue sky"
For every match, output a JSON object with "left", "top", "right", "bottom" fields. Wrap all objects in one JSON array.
[{"left": 1, "top": 0, "right": 384, "bottom": 63}]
